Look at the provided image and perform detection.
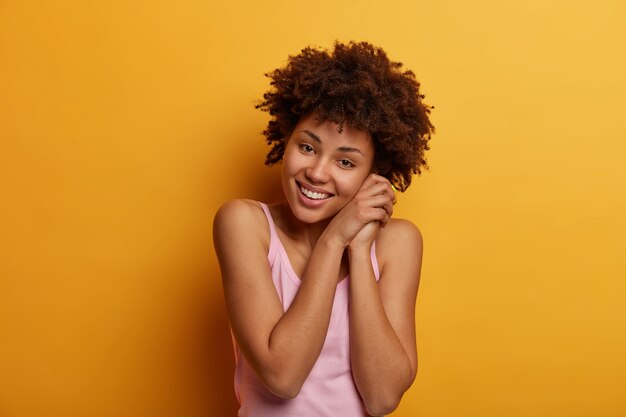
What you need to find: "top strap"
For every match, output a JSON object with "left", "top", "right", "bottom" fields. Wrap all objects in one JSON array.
[{"left": 259, "top": 202, "right": 278, "bottom": 264}]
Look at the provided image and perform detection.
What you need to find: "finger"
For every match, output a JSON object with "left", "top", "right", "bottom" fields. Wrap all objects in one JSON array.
[
  {"left": 360, "top": 180, "right": 395, "bottom": 199},
  {"left": 368, "top": 173, "right": 391, "bottom": 184},
  {"left": 382, "top": 196, "right": 394, "bottom": 217},
  {"left": 376, "top": 183, "right": 396, "bottom": 206},
  {"left": 359, "top": 173, "right": 382, "bottom": 190},
  {"left": 360, "top": 194, "right": 394, "bottom": 219},
  {"left": 372, "top": 207, "right": 390, "bottom": 224},
  {"left": 380, "top": 201, "right": 393, "bottom": 226}
]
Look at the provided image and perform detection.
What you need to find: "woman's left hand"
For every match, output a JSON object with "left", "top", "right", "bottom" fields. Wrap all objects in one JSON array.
[
  {"left": 349, "top": 221, "right": 381, "bottom": 252},
  {"left": 347, "top": 175, "right": 395, "bottom": 252}
]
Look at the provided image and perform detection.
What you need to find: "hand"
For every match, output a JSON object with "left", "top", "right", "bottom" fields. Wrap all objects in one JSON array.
[
  {"left": 349, "top": 220, "right": 381, "bottom": 252},
  {"left": 324, "top": 174, "right": 395, "bottom": 249}
]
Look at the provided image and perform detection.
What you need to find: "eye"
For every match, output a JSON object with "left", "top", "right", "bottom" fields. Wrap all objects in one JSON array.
[
  {"left": 338, "top": 159, "right": 355, "bottom": 168},
  {"left": 299, "top": 144, "right": 314, "bottom": 153}
]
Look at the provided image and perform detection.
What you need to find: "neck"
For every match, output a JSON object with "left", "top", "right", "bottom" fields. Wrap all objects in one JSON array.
[{"left": 275, "top": 201, "right": 331, "bottom": 249}]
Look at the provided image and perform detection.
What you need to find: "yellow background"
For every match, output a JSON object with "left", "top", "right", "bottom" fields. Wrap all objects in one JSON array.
[{"left": 1, "top": 0, "right": 625, "bottom": 416}]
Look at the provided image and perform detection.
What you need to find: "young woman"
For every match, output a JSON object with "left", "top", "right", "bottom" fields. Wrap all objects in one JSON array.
[{"left": 213, "top": 41, "right": 434, "bottom": 417}]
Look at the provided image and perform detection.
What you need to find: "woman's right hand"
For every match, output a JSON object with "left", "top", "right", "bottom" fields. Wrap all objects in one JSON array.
[{"left": 324, "top": 173, "right": 395, "bottom": 249}]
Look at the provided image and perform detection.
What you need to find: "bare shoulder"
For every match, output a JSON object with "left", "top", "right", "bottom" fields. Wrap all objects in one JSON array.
[
  {"left": 377, "top": 218, "right": 423, "bottom": 252},
  {"left": 375, "top": 218, "right": 424, "bottom": 277},
  {"left": 214, "top": 199, "right": 268, "bottom": 234},
  {"left": 213, "top": 199, "right": 269, "bottom": 254},
  {"left": 214, "top": 198, "right": 265, "bottom": 225}
]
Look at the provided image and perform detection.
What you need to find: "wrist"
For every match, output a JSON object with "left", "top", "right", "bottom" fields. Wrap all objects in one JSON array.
[
  {"left": 319, "top": 229, "right": 349, "bottom": 251},
  {"left": 347, "top": 243, "right": 372, "bottom": 257}
]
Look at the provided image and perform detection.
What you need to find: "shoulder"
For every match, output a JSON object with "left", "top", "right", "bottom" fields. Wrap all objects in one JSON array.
[
  {"left": 378, "top": 218, "right": 423, "bottom": 251},
  {"left": 214, "top": 198, "right": 264, "bottom": 224},
  {"left": 375, "top": 218, "right": 424, "bottom": 272},
  {"left": 213, "top": 199, "right": 269, "bottom": 247}
]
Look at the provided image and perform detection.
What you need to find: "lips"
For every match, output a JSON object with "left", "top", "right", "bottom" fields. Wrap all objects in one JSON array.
[{"left": 297, "top": 181, "right": 333, "bottom": 200}]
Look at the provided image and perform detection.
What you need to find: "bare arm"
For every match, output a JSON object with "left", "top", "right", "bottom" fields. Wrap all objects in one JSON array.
[
  {"left": 348, "top": 219, "right": 422, "bottom": 416},
  {"left": 213, "top": 199, "right": 345, "bottom": 398}
]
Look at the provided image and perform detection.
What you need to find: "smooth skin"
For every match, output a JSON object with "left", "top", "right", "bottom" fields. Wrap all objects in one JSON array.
[{"left": 213, "top": 113, "right": 423, "bottom": 416}]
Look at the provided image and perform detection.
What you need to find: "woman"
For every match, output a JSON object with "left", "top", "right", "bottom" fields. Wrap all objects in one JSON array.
[{"left": 213, "top": 41, "right": 434, "bottom": 417}]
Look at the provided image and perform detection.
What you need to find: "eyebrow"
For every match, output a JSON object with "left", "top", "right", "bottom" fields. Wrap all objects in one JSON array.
[{"left": 301, "top": 130, "right": 365, "bottom": 156}]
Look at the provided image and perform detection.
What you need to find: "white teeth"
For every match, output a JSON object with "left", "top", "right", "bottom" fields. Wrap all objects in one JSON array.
[{"left": 300, "top": 185, "right": 330, "bottom": 200}]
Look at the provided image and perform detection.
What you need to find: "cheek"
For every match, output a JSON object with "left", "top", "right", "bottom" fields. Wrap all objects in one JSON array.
[
  {"left": 281, "top": 147, "right": 299, "bottom": 174},
  {"left": 336, "top": 173, "right": 368, "bottom": 197}
]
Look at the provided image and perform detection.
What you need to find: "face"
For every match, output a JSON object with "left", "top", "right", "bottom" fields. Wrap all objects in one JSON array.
[{"left": 281, "top": 113, "right": 375, "bottom": 224}]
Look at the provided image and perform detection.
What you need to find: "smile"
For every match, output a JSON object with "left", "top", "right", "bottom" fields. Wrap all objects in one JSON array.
[{"left": 299, "top": 183, "right": 332, "bottom": 200}]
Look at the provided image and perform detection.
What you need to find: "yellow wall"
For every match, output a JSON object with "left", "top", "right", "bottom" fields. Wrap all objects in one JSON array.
[{"left": 1, "top": 1, "right": 625, "bottom": 416}]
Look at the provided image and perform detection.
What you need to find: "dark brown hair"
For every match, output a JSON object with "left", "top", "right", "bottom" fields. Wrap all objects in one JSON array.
[{"left": 256, "top": 41, "right": 434, "bottom": 191}]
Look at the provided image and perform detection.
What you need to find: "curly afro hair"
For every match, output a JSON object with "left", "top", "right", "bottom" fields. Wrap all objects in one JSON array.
[{"left": 256, "top": 41, "right": 434, "bottom": 192}]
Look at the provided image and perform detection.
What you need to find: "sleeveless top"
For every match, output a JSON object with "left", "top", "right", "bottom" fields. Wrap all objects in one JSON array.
[{"left": 231, "top": 202, "right": 381, "bottom": 417}]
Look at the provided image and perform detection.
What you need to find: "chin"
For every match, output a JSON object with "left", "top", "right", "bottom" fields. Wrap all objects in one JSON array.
[
  {"left": 287, "top": 197, "right": 337, "bottom": 225},
  {"left": 288, "top": 203, "right": 329, "bottom": 224}
]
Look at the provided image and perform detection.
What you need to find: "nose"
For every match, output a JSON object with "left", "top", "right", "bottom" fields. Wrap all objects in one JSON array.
[{"left": 305, "top": 158, "right": 331, "bottom": 184}]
